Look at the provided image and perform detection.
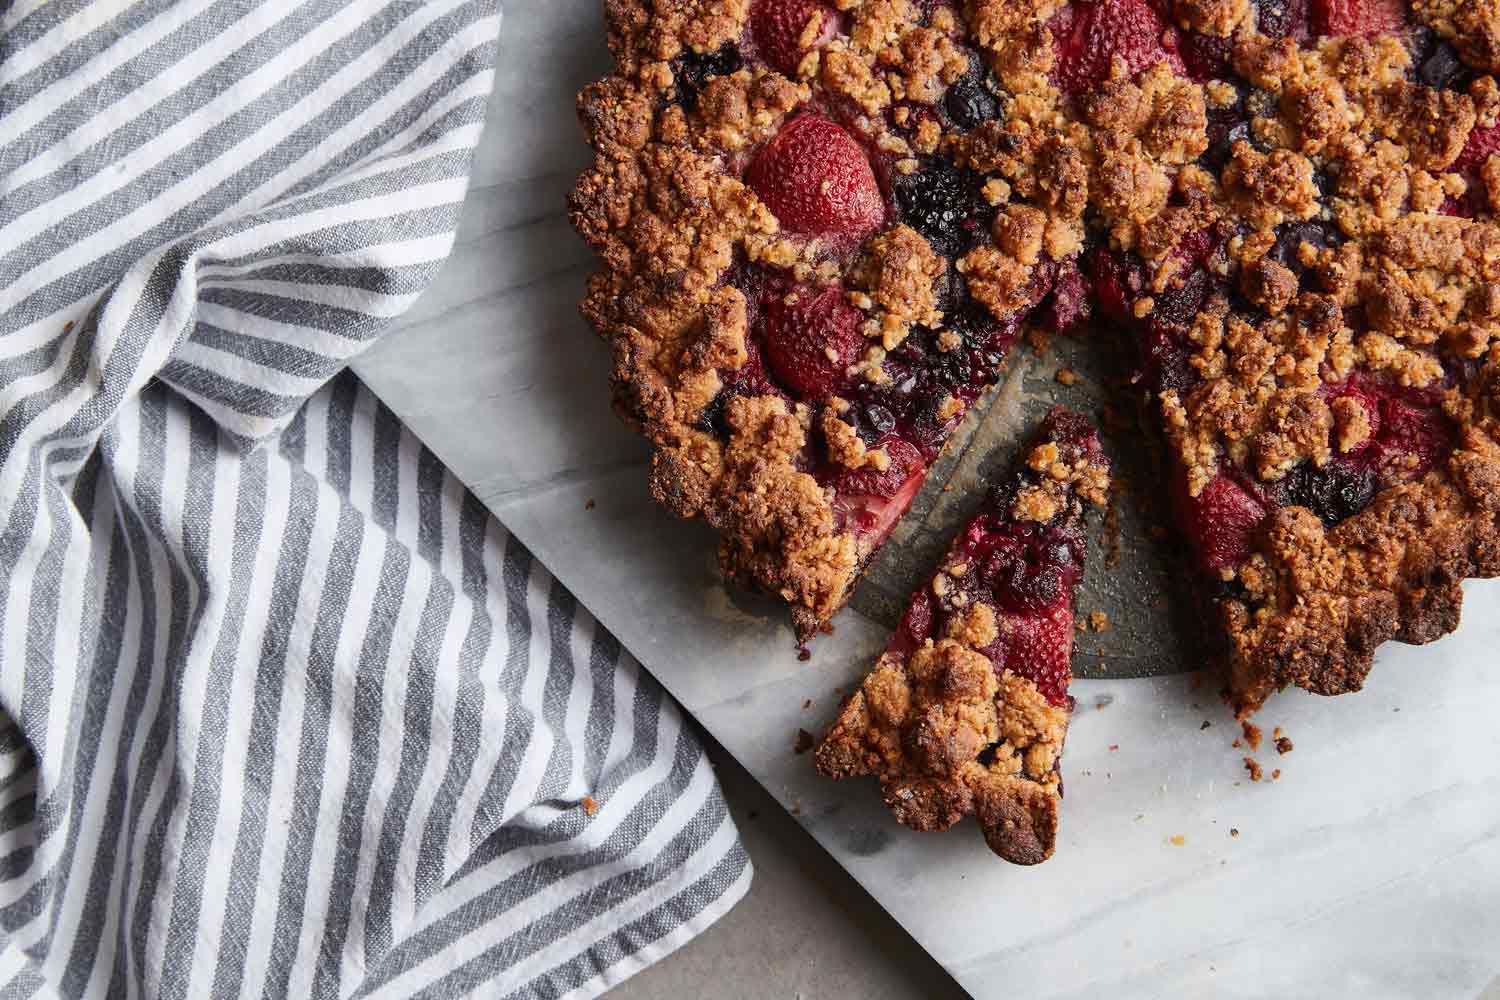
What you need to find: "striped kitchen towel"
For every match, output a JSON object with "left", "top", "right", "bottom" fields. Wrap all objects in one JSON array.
[{"left": 0, "top": 2, "right": 749, "bottom": 998}]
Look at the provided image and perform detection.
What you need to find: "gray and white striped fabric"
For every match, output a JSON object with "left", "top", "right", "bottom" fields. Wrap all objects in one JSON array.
[{"left": 0, "top": 2, "right": 750, "bottom": 997}]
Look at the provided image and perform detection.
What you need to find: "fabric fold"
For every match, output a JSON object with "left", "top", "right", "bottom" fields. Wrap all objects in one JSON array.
[{"left": 0, "top": 2, "right": 748, "bottom": 996}]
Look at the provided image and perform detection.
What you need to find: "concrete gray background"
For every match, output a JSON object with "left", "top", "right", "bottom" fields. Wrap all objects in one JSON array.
[{"left": 612, "top": 728, "right": 965, "bottom": 1000}]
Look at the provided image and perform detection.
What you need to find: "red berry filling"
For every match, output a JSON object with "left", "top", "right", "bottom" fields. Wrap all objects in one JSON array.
[
  {"left": 763, "top": 284, "right": 866, "bottom": 400},
  {"left": 1310, "top": 0, "right": 1405, "bottom": 37},
  {"left": 1050, "top": 0, "right": 1185, "bottom": 95},
  {"left": 750, "top": 0, "right": 836, "bottom": 75}
]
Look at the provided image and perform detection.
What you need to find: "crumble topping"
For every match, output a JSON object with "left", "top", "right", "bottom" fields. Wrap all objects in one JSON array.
[{"left": 573, "top": 0, "right": 1500, "bottom": 710}]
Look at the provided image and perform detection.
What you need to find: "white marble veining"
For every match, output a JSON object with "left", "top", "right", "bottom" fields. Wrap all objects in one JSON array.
[{"left": 352, "top": 6, "right": 1500, "bottom": 996}]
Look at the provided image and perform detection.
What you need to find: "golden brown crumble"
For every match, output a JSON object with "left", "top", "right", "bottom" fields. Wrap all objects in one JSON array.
[{"left": 574, "top": 0, "right": 1500, "bottom": 719}]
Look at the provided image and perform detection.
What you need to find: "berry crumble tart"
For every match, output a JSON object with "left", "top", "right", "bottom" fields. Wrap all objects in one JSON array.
[
  {"left": 569, "top": 0, "right": 1500, "bottom": 714},
  {"left": 814, "top": 408, "right": 1110, "bottom": 864}
]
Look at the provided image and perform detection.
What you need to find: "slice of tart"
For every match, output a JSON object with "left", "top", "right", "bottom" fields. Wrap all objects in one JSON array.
[{"left": 814, "top": 408, "right": 1111, "bottom": 864}]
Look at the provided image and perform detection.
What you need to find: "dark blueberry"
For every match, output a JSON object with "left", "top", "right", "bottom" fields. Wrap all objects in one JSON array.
[
  {"left": 1270, "top": 220, "right": 1343, "bottom": 285},
  {"left": 981, "top": 526, "right": 1081, "bottom": 614},
  {"left": 862, "top": 402, "right": 897, "bottom": 438},
  {"left": 1254, "top": 0, "right": 1307, "bottom": 39},
  {"left": 672, "top": 45, "right": 742, "bottom": 111},
  {"left": 944, "top": 72, "right": 1000, "bottom": 131},
  {"left": 895, "top": 159, "right": 988, "bottom": 257},
  {"left": 1181, "top": 32, "right": 1234, "bottom": 82},
  {"left": 1281, "top": 460, "right": 1378, "bottom": 528},
  {"left": 1419, "top": 40, "right": 1471, "bottom": 91},
  {"left": 1203, "top": 118, "right": 1253, "bottom": 172},
  {"left": 1150, "top": 267, "right": 1215, "bottom": 333},
  {"left": 1311, "top": 167, "right": 1337, "bottom": 199},
  {"left": 697, "top": 390, "right": 730, "bottom": 438}
]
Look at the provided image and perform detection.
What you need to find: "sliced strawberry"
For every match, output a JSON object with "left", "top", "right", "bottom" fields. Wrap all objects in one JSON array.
[
  {"left": 746, "top": 114, "right": 885, "bottom": 241},
  {"left": 1051, "top": 0, "right": 1185, "bottom": 95},
  {"left": 1373, "top": 396, "right": 1454, "bottom": 482},
  {"left": 831, "top": 449, "right": 928, "bottom": 545},
  {"left": 1087, "top": 247, "right": 1143, "bottom": 323},
  {"left": 998, "top": 603, "right": 1076, "bottom": 707},
  {"left": 751, "top": 0, "right": 836, "bottom": 75},
  {"left": 762, "top": 284, "right": 866, "bottom": 400},
  {"left": 889, "top": 588, "right": 936, "bottom": 656},
  {"left": 1452, "top": 124, "right": 1500, "bottom": 176},
  {"left": 834, "top": 437, "right": 924, "bottom": 498},
  {"left": 1181, "top": 473, "right": 1268, "bottom": 572},
  {"left": 1310, "top": 0, "right": 1405, "bottom": 37}
]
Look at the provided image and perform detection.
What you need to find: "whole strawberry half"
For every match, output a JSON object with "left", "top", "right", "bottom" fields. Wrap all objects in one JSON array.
[
  {"left": 997, "top": 603, "right": 1076, "bottom": 707},
  {"left": 1453, "top": 124, "right": 1500, "bottom": 175},
  {"left": 746, "top": 114, "right": 885, "bottom": 241},
  {"left": 1310, "top": 0, "right": 1405, "bottom": 36},
  {"left": 1180, "top": 473, "right": 1268, "bottom": 573},
  {"left": 751, "top": 0, "right": 836, "bottom": 75},
  {"left": 762, "top": 284, "right": 866, "bottom": 399},
  {"left": 1051, "top": 0, "right": 1185, "bottom": 95}
]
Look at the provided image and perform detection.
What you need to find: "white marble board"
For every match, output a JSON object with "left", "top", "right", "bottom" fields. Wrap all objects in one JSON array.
[{"left": 351, "top": 5, "right": 1500, "bottom": 997}]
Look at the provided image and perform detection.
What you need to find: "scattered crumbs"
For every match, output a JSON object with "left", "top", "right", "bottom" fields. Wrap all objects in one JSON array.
[
  {"left": 1230, "top": 828, "right": 1240, "bottom": 838},
  {"left": 793, "top": 729, "right": 815, "bottom": 755},
  {"left": 943, "top": 483, "right": 955, "bottom": 492},
  {"left": 1108, "top": 744, "right": 1120, "bottom": 752},
  {"left": 1090, "top": 610, "right": 1111, "bottom": 633},
  {"left": 1199, "top": 720, "right": 1212, "bottom": 731},
  {"left": 63, "top": 320, "right": 75, "bottom": 333},
  {"left": 1240, "top": 721, "right": 1263, "bottom": 752},
  {"left": 584, "top": 498, "right": 596, "bottom": 511},
  {"left": 1232, "top": 738, "right": 1242, "bottom": 749},
  {"left": 581, "top": 795, "right": 599, "bottom": 817},
  {"left": 1095, "top": 696, "right": 1111, "bottom": 710},
  {"left": 1244, "top": 757, "right": 1263, "bottom": 782},
  {"left": 802, "top": 699, "right": 813, "bottom": 711},
  {"left": 1272, "top": 726, "right": 1282, "bottom": 738},
  {"left": 1081, "top": 769, "right": 1093, "bottom": 776},
  {"left": 1134, "top": 813, "right": 1146, "bottom": 822},
  {"left": 1271, "top": 769, "right": 1282, "bottom": 781},
  {"left": 1168, "top": 835, "right": 1186, "bottom": 847},
  {"left": 1275, "top": 735, "right": 1294, "bottom": 755},
  {"left": 1056, "top": 366, "right": 1079, "bottom": 386},
  {"left": 1393, "top": 706, "right": 1401, "bottom": 712},
  {"left": 790, "top": 802, "right": 802, "bottom": 816},
  {"left": 797, "top": 647, "right": 812, "bottom": 662}
]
